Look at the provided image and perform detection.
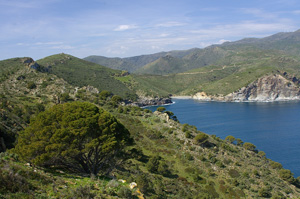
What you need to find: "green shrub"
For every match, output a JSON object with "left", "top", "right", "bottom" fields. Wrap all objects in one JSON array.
[
  {"left": 185, "top": 131, "right": 192, "bottom": 138},
  {"left": 194, "top": 133, "right": 209, "bottom": 146},
  {"left": 111, "top": 95, "right": 123, "bottom": 103},
  {"left": 270, "top": 161, "right": 283, "bottom": 169},
  {"left": 27, "top": 81, "right": 36, "bottom": 89},
  {"left": 243, "top": 142, "right": 256, "bottom": 151},
  {"left": 156, "top": 107, "right": 166, "bottom": 112},
  {"left": 225, "top": 135, "right": 236, "bottom": 143},
  {"left": 279, "top": 169, "right": 296, "bottom": 184},
  {"left": 258, "top": 187, "right": 272, "bottom": 198},
  {"left": 228, "top": 169, "right": 240, "bottom": 178},
  {"left": 117, "top": 186, "right": 133, "bottom": 198}
]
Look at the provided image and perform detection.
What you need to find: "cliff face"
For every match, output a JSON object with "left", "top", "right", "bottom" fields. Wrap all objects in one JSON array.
[
  {"left": 227, "top": 74, "right": 300, "bottom": 101},
  {"left": 193, "top": 74, "right": 300, "bottom": 102}
]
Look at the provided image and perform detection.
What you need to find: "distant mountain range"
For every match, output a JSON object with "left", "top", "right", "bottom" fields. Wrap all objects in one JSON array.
[{"left": 84, "top": 29, "right": 300, "bottom": 75}]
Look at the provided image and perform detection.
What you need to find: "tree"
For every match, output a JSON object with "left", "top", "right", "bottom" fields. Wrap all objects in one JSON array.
[
  {"left": 236, "top": 138, "right": 243, "bottom": 146},
  {"left": 258, "top": 151, "right": 266, "bottom": 158},
  {"left": 111, "top": 95, "right": 123, "bottom": 103},
  {"left": 225, "top": 135, "right": 235, "bottom": 144},
  {"left": 27, "top": 81, "right": 36, "bottom": 89},
  {"left": 99, "top": 90, "right": 113, "bottom": 100},
  {"left": 14, "top": 101, "right": 132, "bottom": 175},
  {"left": 146, "top": 155, "right": 160, "bottom": 173},
  {"left": 156, "top": 107, "right": 166, "bottom": 112},
  {"left": 243, "top": 142, "right": 256, "bottom": 151},
  {"left": 279, "top": 169, "right": 296, "bottom": 184},
  {"left": 194, "top": 133, "right": 209, "bottom": 147}
]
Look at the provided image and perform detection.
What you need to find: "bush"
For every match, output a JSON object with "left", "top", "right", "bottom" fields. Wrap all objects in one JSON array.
[
  {"left": 185, "top": 131, "right": 192, "bottom": 138},
  {"left": 225, "top": 135, "right": 235, "bottom": 144},
  {"left": 156, "top": 107, "right": 166, "bottom": 112},
  {"left": 27, "top": 81, "right": 36, "bottom": 89},
  {"left": 279, "top": 169, "right": 296, "bottom": 184},
  {"left": 258, "top": 187, "right": 272, "bottom": 198},
  {"left": 99, "top": 90, "right": 113, "bottom": 100},
  {"left": 146, "top": 155, "right": 170, "bottom": 176},
  {"left": 194, "top": 133, "right": 209, "bottom": 146},
  {"left": 243, "top": 142, "right": 256, "bottom": 151},
  {"left": 258, "top": 151, "right": 266, "bottom": 158},
  {"left": 111, "top": 95, "right": 123, "bottom": 103},
  {"left": 270, "top": 161, "right": 282, "bottom": 169},
  {"left": 228, "top": 169, "right": 240, "bottom": 178},
  {"left": 118, "top": 186, "right": 134, "bottom": 198}
]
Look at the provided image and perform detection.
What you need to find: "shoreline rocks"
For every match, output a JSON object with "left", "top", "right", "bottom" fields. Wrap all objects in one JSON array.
[
  {"left": 130, "top": 97, "right": 173, "bottom": 107},
  {"left": 193, "top": 74, "right": 300, "bottom": 102}
]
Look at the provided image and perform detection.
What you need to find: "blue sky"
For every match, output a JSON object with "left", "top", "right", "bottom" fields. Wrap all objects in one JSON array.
[{"left": 1, "top": 0, "right": 300, "bottom": 60}]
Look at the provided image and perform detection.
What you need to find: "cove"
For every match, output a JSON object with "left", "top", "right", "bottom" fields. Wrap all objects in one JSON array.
[{"left": 145, "top": 98, "right": 300, "bottom": 177}]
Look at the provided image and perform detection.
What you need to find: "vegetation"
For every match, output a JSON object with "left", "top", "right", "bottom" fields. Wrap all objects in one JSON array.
[
  {"left": 14, "top": 102, "right": 132, "bottom": 175},
  {"left": 37, "top": 53, "right": 135, "bottom": 98}
]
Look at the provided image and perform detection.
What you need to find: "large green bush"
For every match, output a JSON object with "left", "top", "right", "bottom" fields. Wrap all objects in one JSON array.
[{"left": 14, "top": 101, "right": 132, "bottom": 175}]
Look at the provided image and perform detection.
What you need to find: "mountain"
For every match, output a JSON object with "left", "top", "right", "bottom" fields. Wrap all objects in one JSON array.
[
  {"left": 85, "top": 29, "right": 300, "bottom": 76},
  {"left": 84, "top": 49, "right": 198, "bottom": 73}
]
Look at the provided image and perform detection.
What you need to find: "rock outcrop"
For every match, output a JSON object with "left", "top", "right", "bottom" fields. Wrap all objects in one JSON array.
[
  {"left": 131, "top": 97, "right": 172, "bottom": 107},
  {"left": 193, "top": 74, "right": 300, "bottom": 102}
]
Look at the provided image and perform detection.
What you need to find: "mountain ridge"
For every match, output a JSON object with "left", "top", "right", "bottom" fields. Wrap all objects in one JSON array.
[{"left": 84, "top": 29, "right": 300, "bottom": 75}]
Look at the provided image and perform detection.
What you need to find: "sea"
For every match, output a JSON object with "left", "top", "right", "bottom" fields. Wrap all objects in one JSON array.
[{"left": 145, "top": 98, "right": 300, "bottom": 177}]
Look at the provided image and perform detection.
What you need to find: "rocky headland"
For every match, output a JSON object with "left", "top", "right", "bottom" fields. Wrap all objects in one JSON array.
[
  {"left": 193, "top": 74, "right": 300, "bottom": 102},
  {"left": 130, "top": 97, "right": 172, "bottom": 107}
]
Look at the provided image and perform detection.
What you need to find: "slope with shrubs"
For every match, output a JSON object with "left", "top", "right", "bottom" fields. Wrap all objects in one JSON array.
[
  {"left": 1, "top": 83, "right": 300, "bottom": 198},
  {"left": 1, "top": 55, "right": 300, "bottom": 198},
  {"left": 37, "top": 53, "right": 136, "bottom": 98}
]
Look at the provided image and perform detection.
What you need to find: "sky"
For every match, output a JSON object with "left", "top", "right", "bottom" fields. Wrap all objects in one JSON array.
[{"left": 1, "top": 0, "right": 300, "bottom": 60}]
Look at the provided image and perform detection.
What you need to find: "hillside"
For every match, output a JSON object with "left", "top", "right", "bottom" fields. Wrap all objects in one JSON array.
[
  {"left": 84, "top": 49, "right": 197, "bottom": 73},
  {"left": 1, "top": 56, "right": 300, "bottom": 198},
  {"left": 37, "top": 53, "right": 136, "bottom": 99},
  {"left": 135, "top": 55, "right": 186, "bottom": 75}
]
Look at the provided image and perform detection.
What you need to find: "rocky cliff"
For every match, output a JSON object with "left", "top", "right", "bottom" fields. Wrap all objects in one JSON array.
[
  {"left": 130, "top": 97, "right": 172, "bottom": 107},
  {"left": 193, "top": 74, "right": 300, "bottom": 102}
]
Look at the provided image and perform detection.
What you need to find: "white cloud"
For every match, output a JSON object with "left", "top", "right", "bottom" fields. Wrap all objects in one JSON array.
[
  {"left": 218, "top": 39, "right": 230, "bottom": 44},
  {"left": 159, "top": 33, "right": 170, "bottom": 37},
  {"left": 114, "top": 25, "right": 137, "bottom": 31}
]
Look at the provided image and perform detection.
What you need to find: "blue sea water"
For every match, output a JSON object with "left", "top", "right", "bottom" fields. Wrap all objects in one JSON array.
[{"left": 146, "top": 99, "right": 300, "bottom": 177}]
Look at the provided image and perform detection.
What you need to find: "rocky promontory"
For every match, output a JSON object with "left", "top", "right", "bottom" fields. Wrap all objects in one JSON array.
[
  {"left": 193, "top": 74, "right": 300, "bottom": 102},
  {"left": 131, "top": 97, "right": 172, "bottom": 107}
]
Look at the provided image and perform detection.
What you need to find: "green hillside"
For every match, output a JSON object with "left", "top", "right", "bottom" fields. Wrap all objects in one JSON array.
[
  {"left": 135, "top": 55, "right": 186, "bottom": 75},
  {"left": 37, "top": 53, "right": 135, "bottom": 98}
]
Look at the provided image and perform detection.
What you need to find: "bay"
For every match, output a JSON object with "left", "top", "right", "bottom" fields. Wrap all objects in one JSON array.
[{"left": 146, "top": 98, "right": 300, "bottom": 177}]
